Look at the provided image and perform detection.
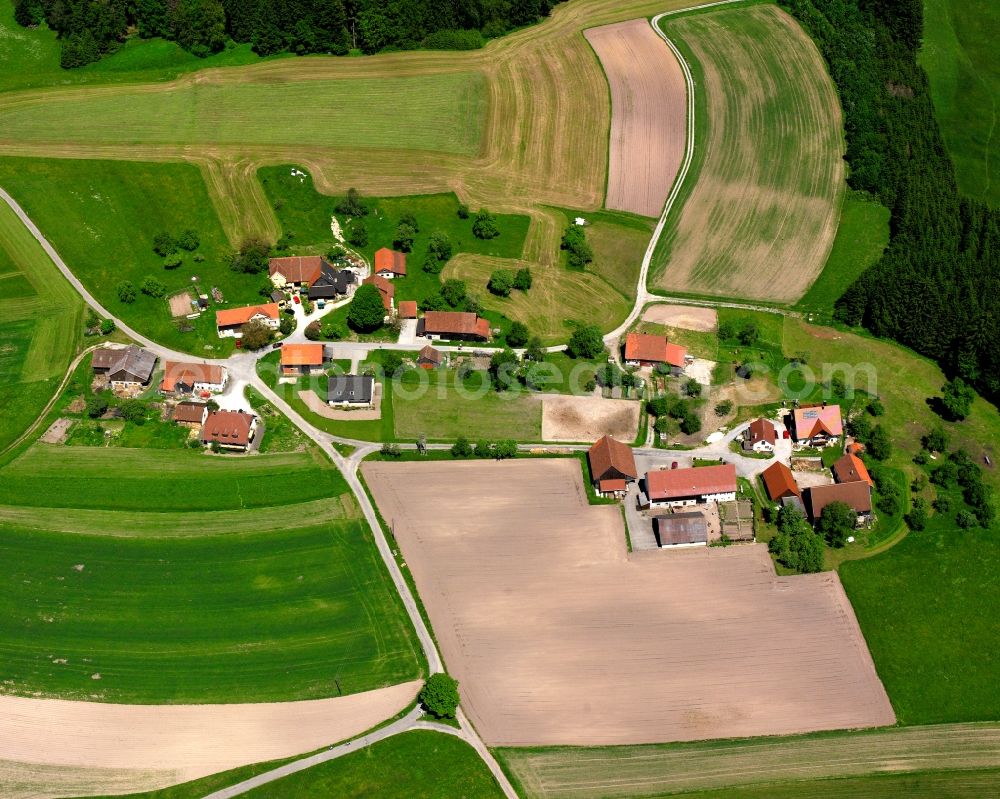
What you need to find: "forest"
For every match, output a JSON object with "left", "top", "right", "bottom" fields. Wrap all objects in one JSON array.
[
  {"left": 13, "top": 0, "right": 561, "bottom": 67},
  {"left": 779, "top": 0, "right": 999, "bottom": 405}
]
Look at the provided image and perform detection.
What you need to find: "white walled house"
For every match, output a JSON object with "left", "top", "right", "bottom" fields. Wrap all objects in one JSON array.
[{"left": 643, "top": 464, "right": 738, "bottom": 509}]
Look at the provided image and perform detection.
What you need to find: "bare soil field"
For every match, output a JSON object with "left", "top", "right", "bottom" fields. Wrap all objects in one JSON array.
[
  {"left": 168, "top": 291, "right": 193, "bottom": 318},
  {"left": 540, "top": 394, "right": 639, "bottom": 442},
  {"left": 363, "top": 460, "right": 894, "bottom": 746},
  {"left": 642, "top": 303, "right": 717, "bottom": 331},
  {"left": 652, "top": 6, "right": 844, "bottom": 301},
  {"left": 0, "top": 680, "right": 420, "bottom": 799},
  {"left": 585, "top": 19, "right": 686, "bottom": 217},
  {"left": 299, "top": 386, "right": 382, "bottom": 420}
]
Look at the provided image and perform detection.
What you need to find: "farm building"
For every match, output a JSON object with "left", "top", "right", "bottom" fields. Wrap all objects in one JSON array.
[
  {"left": 790, "top": 403, "right": 843, "bottom": 447},
  {"left": 623, "top": 332, "right": 687, "bottom": 373},
  {"left": 398, "top": 300, "right": 418, "bottom": 320},
  {"left": 653, "top": 512, "right": 708, "bottom": 547},
  {"left": 281, "top": 343, "right": 324, "bottom": 375},
  {"left": 215, "top": 303, "right": 280, "bottom": 338},
  {"left": 417, "top": 345, "right": 443, "bottom": 368},
  {"left": 832, "top": 453, "right": 874, "bottom": 487},
  {"left": 760, "top": 461, "right": 800, "bottom": 502},
  {"left": 172, "top": 401, "right": 208, "bottom": 428},
  {"left": 743, "top": 418, "right": 777, "bottom": 452},
  {"left": 268, "top": 255, "right": 325, "bottom": 288},
  {"left": 587, "top": 435, "right": 638, "bottom": 496},
  {"left": 362, "top": 275, "right": 394, "bottom": 312},
  {"left": 374, "top": 248, "right": 407, "bottom": 278},
  {"left": 805, "top": 481, "right": 872, "bottom": 526},
  {"left": 643, "top": 463, "right": 737, "bottom": 508},
  {"left": 92, "top": 346, "right": 156, "bottom": 390},
  {"left": 160, "top": 361, "right": 227, "bottom": 395},
  {"left": 308, "top": 265, "right": 355, "bottom": 301},
  {"left": 199, "top": 409, "right": 258, "bottom": 451},
  {"left": 421, "top": 311, "right": 490, "bottom": 341},
  {"left": 270, "top": 289, "right": 287, "bottom": 306},
  {"left": 327, "top": 375, "right": 374, "bottom": 407}
]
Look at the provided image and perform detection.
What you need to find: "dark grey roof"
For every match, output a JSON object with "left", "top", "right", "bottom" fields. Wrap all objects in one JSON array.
[
  {"left": 103, "top": 346, "right": 156, "bottom": 383},
  {"left": 270, "top": 290, "right": 285, "bottom": 303},
  {"left": 309, "top": 264, "right": 355, "bottom": 299},
  {"left": 653, "top": 511, "right": 708, "bottom": 546},
  {"left": 327, "top": 375, "right": 374, "bottom": 404}
]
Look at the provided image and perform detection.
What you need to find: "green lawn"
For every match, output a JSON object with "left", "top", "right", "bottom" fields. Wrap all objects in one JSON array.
[
  {"left": 920, "top": 0, "right": 1000, "bottom": 206},
  {"left": 796, "top": 192, "right": 891, "bottom": 315},
  {"left": 81, "top": 731, "right": 504, "bottom": 799}
]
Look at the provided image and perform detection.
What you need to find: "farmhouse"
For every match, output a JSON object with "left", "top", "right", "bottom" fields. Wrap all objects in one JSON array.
[
  {"left": 160, "top": 361, "right": 227, "bottom": 395},
  {"left": 805, "top": 481, "right": 873, "bottom": 526},
  {"left": 791, "top": 403, "right": 843, "bottom": 447},
  {"left": 623, "top": 332, "right": 687, "bottom": 373},
  {"left": 760, "top": 460, "right": 800, "bottom": 502},
  {"left": 268, "top": 255, "right": 324, "bottom": 288},
  {"left": 644, "top": 463, "right": 737, "bottom": 508},
  {"left": 281, "top": 343, "right": 325, "bottom": 375},
  {"left": 743, "top": 418, "right": 777, "bottom": 452},
  {"left": 398, "top": 300, "right": 418, "bottom": 320},
  {"left": 417, "top": 344, "right": 443, "bottom": 368},
  {"left": 832, "top": 452, "right": 874, "bottom": 487},
  {"left": 362, "top": 275, "right": 394, "bottom": 312},
  {"left": 327, "top": 375, "right": 374, "bottom": 407},
  {"left": 199, "top": 409, "right": 258, "bottom": 451},
  {"left": 421, "top": 311, "right": 490, "bottom": 341},
  {"left": 215, "top": 303, "right": 280, "bottom": 338},
  {"left": 654, "top": 512, "right": 708, "bottom": 547},
  {"left": 587, "top": 435, "right": 638, "bottom": 496},
  {"left": 308, "top": 265, "right": 355, "bottom": 301},
  {"left": 92, "top": 346, "right": 156, "bottom": 390},
  {"left": 374, "top": 248, "right": 407, "bottom": 278},
  {"left": 172, "top": 401, "right": 208, "bottom": 428}
]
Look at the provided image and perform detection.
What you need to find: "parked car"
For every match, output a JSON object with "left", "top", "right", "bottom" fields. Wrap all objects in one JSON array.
[
  {"left": 272, "top": 341, "right": 283, "bottom": 349},
  {"left": 293, "top": 295, "right": 301, "bottom": 305}
]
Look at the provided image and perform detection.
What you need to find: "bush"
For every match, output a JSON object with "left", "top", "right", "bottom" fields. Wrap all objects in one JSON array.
[
  {"left": 866, "top": 425, "right": 892, "bottom": 461},
  {"left": 423, "top": 253, "right": 444, "bottom": 274},
  {"left": 419, "top": 673, "right": 460, "bottom": 719},
  {"left": 335, "top": 188, "right": 369, "bottom": 217},
  {"left": 240, "top": 319, "right": 272, "bottom": 350},
  {"left": 495, "top": 439, "right": 518, "bottom": 459},
  {"left": 457, "top": 203, "right": 470, "bottom": 219},
  {"left": 768, "top": 505, "right": 824, "bottom": 573},
  {"left": 717, "top": 320, "right": 736, "bottom": 341},
  {"left": 506, "top": 321, "right": 529, "bottom": 348},
  {"left": 474, "top": 439, "right": 493, "bottom": 458},
  {"left": 905, "top": 497, "right": 928, "bottom": 531},
  {"left": 956, "top": 510, "right": 977, "bottom": 529},
  {"left": 715, "top": 399, "right": 734, "bottom": 416},
  {"left": 381, "top": 352, "right": 405, "bottom": 378},
  {"left": 451, "top": 436, "right": 472, "bottom": 457},
  {"left": 567, "top": 324, "right": 604, "bottom": 359},
  {"left": 560, "top": 225, "right": 593, "bottom": 269},
  {"left": 140, "top": 276, "right": 166, "bottom": 298},
  {"left": 99, "top": 318, "right": 116, "bottom": 335},
  {"left": 472, "top": 209, "right": 499, "bottom": 239},
  {"left": 163, "top": 253, "right": 183, "bottom": 270},
  {"left": 737, "top": 321, "right": 759, "bottom": 346},
  {"left": 347, "top": 284, "right": 387, "bottom": 332},
  {"left": 177, "top": 229, "right": 200, "bottom": 251},
  {"left": 683, "top": 378, "right": 702, "bottom": 398},
  {"left": 229, "top": 239, "right": 270, "bottom": 274},
  {"left": 932, "top": 495, "right": 951, "bottom": 513},
  {"left": 348, "top": 221, "right": 369, "bottom": 247},
  {"left": 817, "top": 500, "right": 856, "bottom": 547},
  {"left": 679, "top": 408, "right": 702, "bottom": 435},
  {"left": 513, "top": 267, "right": 532, "bottom": 291},
  {"left": 153, "top": 232, "right": 176, "bottom": 257},
  {"left": 116, "top": 281, "right": 136, "bottom": 303},
  {"left": 304, "top": 321, "right": 322, "bottom": 340},
  {"left": 922, "top": 425, "right": 948, "bottom": 453},
  {"left": 440, "top": 279, "right": 467, "bottom": 308},
  {"left": 380, "top": 443, "right": 402, "bottom": 459},
  {"left": 279, "top": 316, "right": 294, "bottom": 335},
  {"left": 867, "top": 397, "right": 885, "bottom": 416},
  {"left": 119, "top": 399, "right": 146, "bottom": 424},
  {"left": 940, "top": 378, "right": 975, "bottom": 421},
  {"left": 86, "top": 394, "right": 108, "bottom": 418},
  {"left": 487, "top": 269, "right": 515, "bottom": 296},
  {"left": 321, "top": 321, "right": 348, "bottom": 340},
  {"left": 427, "top": 231, "right": 453, "bottom": 262},
  {"left": 489, "top": 348, "right": 520, "bottom": 391},
  {"left": 422, "top": 28, "right": 485, "bottom": 50}
]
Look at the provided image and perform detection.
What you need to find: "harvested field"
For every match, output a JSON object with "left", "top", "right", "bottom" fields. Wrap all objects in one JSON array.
[
  {"left": 299, "top": 386, "right": 382, "bottom": 421},
  {"left": 540, "top": 394, "right": 639, "bottom": 442},
  {"left": 0, "top": 681, "right": 420, "bottom": 799},
  {"left": 363, "top": 459, "right": 894, "bottom": 746},
  {"left": 642, "top": 303, "right": 716, "bottom": 331},
  {"left": 585, "top": 19, "right": 686, "bottom": 217},
  {"left": 652, "top": 6, "right": 844, "bottom": 301}
]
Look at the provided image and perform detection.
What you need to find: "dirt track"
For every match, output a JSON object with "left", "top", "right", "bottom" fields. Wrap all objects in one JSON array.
[
  {"left": 585, "top": 19, "right": 687, "bottom": 217},
  {"left": 0, "top": 681, "right": 420, "bottom": 799},
  {"left": 541, "top": 395, "right": 639, "bottom": 442},
  {"left": 364, "top": 460, "right": 894, "bottom": 746}
]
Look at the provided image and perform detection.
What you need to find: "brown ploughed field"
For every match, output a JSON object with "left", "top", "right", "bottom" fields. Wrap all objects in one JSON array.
[
  {"left": 585, "top": 19, "right": 687, "bottom": 218},
  {"left": 540, "top": 395, "right": 639, "bottom": 442},
  {"left": 363, "top": 459, "right": 895, "bottom": 746}
]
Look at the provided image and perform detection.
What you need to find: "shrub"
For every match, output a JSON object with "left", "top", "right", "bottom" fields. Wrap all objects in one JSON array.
[
  {"left": 683, "top": 378, "right": 702, "bottom": 398},
  {"left": 768, "top": 505, "right": 823, "bottom": 573},
  {"left": 715, "top": 399, "right": 734, "bottom": 416},
  {"left": 419, "top": 673, "right": 460, "bottom": 719},
  {"left": 567, "top": 324, "right": 604, "bottom": 359},
  {"left": 153, "top": 232, "right": 176, "bottom": 257},
  {"left": 717, "top": 320, "right": 736, "bottom": 341},
  {"left": 487, "top": 269, "right": 515, "bottom": 296},
  {"left": 321, "top": 321, "right": 348, "bottom": 340},
  {"left": 440, "top": 279, "right": 467, "bottom": 308},
  {"left": 163, "top": 253, "right": 183, "bottom": 270},
  {"left": 239, "top": 319, "right": 272, "bottom": 350},
  {"left": 489, "top": 348, "right": 520, "bottom": 391},
  {"left": 457, "top": 203, "right": 470, "bottom": 219},
  {"left": 956, "top": 510, "right": 977, "bottom": 529},
  {"left": 116, "top": 281, "right": 136, "bottom": 303},
  {"left": 905, "top": 497, "right": 928, "bottom": 531},
  {"left": 119, "top": 399, "right": 146, "bottom": 424},
  {"left": 177, "top": 229, "right": 200, "bottom": 251},
  {"left": 348, "top": 221, "right": 369, "bottom": 247},
  {"left": 867, "top": 397, "right": 885, "bottom": 416},
  {"left": 347, "top": 284, "right": 386, "bottom": 332},
  {"left": 423, "top": 252, "right": 444, "bottom": 274},
  {"left": 380, "top": 442, "right": 402, "bottom": 459},
  {"left": 86, "top": 394, "right": 108, "bottom": 418},
  {"left": 679, "top": 408, "right": 702, "bottom": 435},
  {"left": 279, "top": 316, "right": 294, "bottom": 335},
  {"left": 560, "top": 225, "right": 593, "bottom": 269},
  {"left": 866, "top": 425, "right": 892, "bottom": 461},
  {"left": 427, "top": 231, "right": 453, "bottom": 262},
  {"left": 940, "top": 377, "right": 975, "bottom": 421},
  {"left": 451, "top": 436, "right": 472, "bottom": 457},
  {"left": 335, "top": 188, "right": 369, "bottom": 217},
  {"left": 495, "top": 439, "right": 518, "bottom": 459},
  {"left": 393, "top": 222, "right": 416, "bottom": 252},
  {"left": 229, "top": 239, "right": 270, "bottom": 274},
  {"left": 381, "top": 352, "right": 405, "bottom": 378},
  {"left": 472, "top": 209, "right": 500, "bottom": 239},
  {"left": 506, "top": 321, "right": 529, "bottom": 348},
  {"left": 474, "top": 439, "right": 493, "bottom": 458},
  {"left": 140, "top": 276, "right": 166, "bottom": 298},
  {"left": 100, "top": 318, "right": 116, "bottom": 335},
  {"left": 422, "top": 28, "right": 485, "bottom": 50},
  {"left": 932, "top": 495, "right": 951, "bottom": 513},
  {"left": 514, "top": 267, "right": 532, "bottom": 291},
  {"left": 817, "top": 500, "right": 856, "bottom": 547},
  {"left": 304, "top": 321, "right": 322, "bottom": 341},
  {"left": 737, "top": 321, "right": 759, "bottom": 346},
  {"left": 922, "top": 425, "right": 948, "bottom": 453}
]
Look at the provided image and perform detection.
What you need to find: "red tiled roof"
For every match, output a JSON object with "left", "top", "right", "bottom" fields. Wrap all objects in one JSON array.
[
  {"left": 646, "top": 464, "right": 737, "bottom": 502},
  {"left": 807, "top": 481, "right": 872, "bottom": 518},
  {"left": 664, "top": 342, "right": 687, "bottom": 368},
  {"left": 761, "top": 461, "right": 800, "bottom": 501},
  {"left": 624, "top": 333, "right": 668, "bottom": 363},
  {"left": 423, "top": 311, "right": 490, "bottom": 339},
  {"left": 793, "top": 404, "right": 843, "bottom": 439},
  {"left": 398, "top": 300, "right": 418, "bottom": 319},
  {"left": 598, "top": 478, "right": 627, "bottom": 493},
  {"left": 281, "top": 343, "right": 324, "bottom": 367},
  {"left": 161, "top": 361, "right": 225, "bottom": 392},
  {"left": 216, "top": 303, "right": 280, "bottom": 328},
  {"left": 199, "top": 410, "right": 255, "bottom": 447},
  {"left": 172, "top": 402, "right": 207, "bottom": 424},
  {"left": 374, "top": 248, "right": 407, "bottom": 276},
  {"left": 268, "top": 256, "right": 323, "bottom": 285},
  {"left": 832, "top": 453, "right": 874, "bottom": 487},
  {"left": 418, "top": 344, "right": 443, "bottom": 364},
  {"left": 746, "top": 418, "right": 777, "bottom": 446},
  {"left": 588, "top": 435, "right": 638, "bottom": 482},
  {"left": 363, "top": 275, "right": 394, "bottom": 310}
]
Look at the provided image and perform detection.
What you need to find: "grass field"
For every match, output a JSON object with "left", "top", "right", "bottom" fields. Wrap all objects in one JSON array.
[
  {"left": 0, "top": 194, "right": 83, "bottom": 453},
  {"left": 651, "top": 5, "right": 844, "bottom": 302},
  {"left": 920, "top": 0, "right": 999, "bottom": 206},
  {"left": 796, "top": 192, "right": 891, "bottom": 315},
  {"left": 498, "top": 723, "right": 1000, "bottom": 799},
  {"left": 0, "top": 156, "right": 257, "bottom": 354}
]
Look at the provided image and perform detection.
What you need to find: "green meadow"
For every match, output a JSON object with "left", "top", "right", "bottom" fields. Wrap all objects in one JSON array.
[
  {"left": 920, "top": 0, "right": 1000, "bottom": 206},
  {"left": 0, "top": 157, "right": 255, "bottom": 355}
]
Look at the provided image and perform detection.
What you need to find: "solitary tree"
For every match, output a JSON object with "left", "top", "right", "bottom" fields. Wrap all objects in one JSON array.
[
  {"left": 153, "top": 232, "right": 176, "bottom": 256},
  {"left": 683, "top": 378, "right": 702, "bottom": 398},
  {"left": 177, "top": 229, "right": 200, "bottom": 251},
  {"left": 940, "top": 378, "right": 975, "bottom": 421},
  {"left": 737, "top": 321, "right": 759, "bottom": 346},
  {"left": 472, "top": 208, "right": 500, "bottom": 239},
  {"left": 347, "top": 284, "right": 387, "bottom": 332},
  {"left": 487, "top": 269, "right": 515, "bottom": 296},
  {"left": 140, "top": 276, "right": 166, "bottom": 297},
  {"left": 117, "top": 280, "right": 136, "bottom": 303},
  {"left": 119, "top": 399, "right": 146, "bottom": 424},
  {"left": 229, "top": 239, "right": 271, "bottom": 274},
  {"left": 866, "top": 424, "right": 892, "bottom": 461},
  {"left": 440, "top": 279, "right": 467, "bottom": 308},
  {"left": 506, "top": 321, "right": 529, "bottom": 348},
  {"left": 419, "top": 673, "right": 460, "bottom": 719},
  {"left": 335, "top": 187, "right": 369, "bottom": 217},
  {"left": 905, "top": 497, "right": 928, "bottom": 531},
  {"left": 348, "top": 221, "right": 369, "bottom": 247},
  {"left": 922, "top": 425, "right": 948, "bottom": 453},
  {"left": 240, "top": 319, "right": 272, "bottom": 350},
  {"left": 567, "top": 324, "right": 604, "bottom": 359},
  {"left": 817, "top": 500, "right": 855, "bottom": 547},
  {"left": 489, "top": 348, "right": 520, "bottom": 391},
  {"left": 513, "top": 267, "right": 532, "bottom": 291},
  {"left": 393, "top": 222, "right": 416, "bottom": 252},
  {"left": 427, "top": 231, "right": 453, "bottom": 261}
]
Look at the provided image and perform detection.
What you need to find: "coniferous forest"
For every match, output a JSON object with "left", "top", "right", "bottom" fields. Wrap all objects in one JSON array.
[
  {"left": 781, "top": 0, "right": 999, "bottom": 404},
  {"left": 13, "top": 0, "right": 561, "bottom": 67}
]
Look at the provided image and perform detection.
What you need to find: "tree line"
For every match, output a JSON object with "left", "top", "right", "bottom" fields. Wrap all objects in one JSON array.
[
  {"left": 15, "top": 0, "right": 564, "bottom": 68},
  {"left": 779, "top": 0, "right": 1000, "bottom": 406}
]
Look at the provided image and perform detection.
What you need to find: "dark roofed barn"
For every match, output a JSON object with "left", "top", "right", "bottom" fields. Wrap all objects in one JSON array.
[{"left": 654, "top": 512, "right": 708, "bottom": 547}]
